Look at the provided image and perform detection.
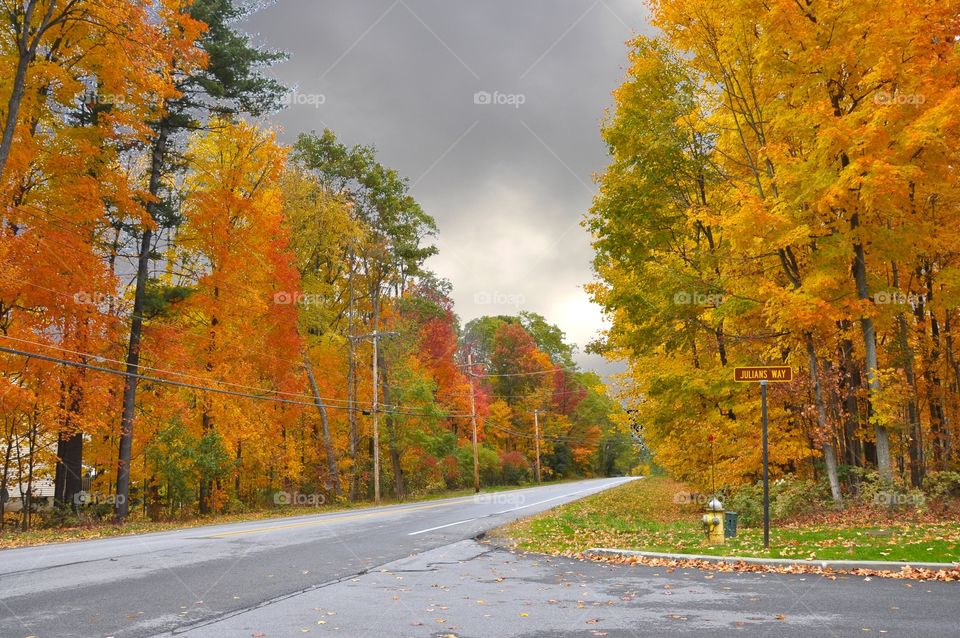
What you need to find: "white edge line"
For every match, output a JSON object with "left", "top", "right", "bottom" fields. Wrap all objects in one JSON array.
[
  {"left": 407, "top": 478, "right": 634, "bottom": 535},
  {"left": 494, "top": 478, "right": 629, "bottom": 514},
  {"left": 408, "top": 518, "right": 478, "bottom": 536}
]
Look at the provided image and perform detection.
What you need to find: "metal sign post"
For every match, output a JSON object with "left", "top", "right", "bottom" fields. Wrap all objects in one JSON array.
[
  {"left": 734, "top": 366, "right": 791, "bottom": 549},
  {"left": 761, "top": 379, "right": 769, "bottom": 548}
]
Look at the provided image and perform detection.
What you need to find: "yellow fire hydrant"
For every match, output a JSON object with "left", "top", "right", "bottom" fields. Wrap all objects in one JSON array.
[{"left": 702, "top": 498, "right": 725, "bottom": 544}]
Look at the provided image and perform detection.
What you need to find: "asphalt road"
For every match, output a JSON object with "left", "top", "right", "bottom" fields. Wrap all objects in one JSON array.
[
  {"left": 176, "top": 539, "right": 960, "bottom": 638},
  {"left": 0, "top": 477, "right": 635, "bottom": 638}
]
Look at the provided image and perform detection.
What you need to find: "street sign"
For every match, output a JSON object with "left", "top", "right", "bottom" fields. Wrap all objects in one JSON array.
[
  {"left": 734, "top": 366, "right": 792, "bottom": 382},
  {"left": 733, "top": 366, "right": 793, "bottom": 549}
]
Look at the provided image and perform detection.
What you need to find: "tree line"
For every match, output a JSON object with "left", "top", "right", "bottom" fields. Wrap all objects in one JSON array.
[
  {"left": 587, "top": 0, "right": 960, "bottom": 500},
  {"left": 0, "top": 0, "right": 636, "bottom": 529}
]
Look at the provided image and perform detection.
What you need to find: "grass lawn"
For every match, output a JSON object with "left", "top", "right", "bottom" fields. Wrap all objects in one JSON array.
[
  {"left": 0, "top": 480, "right": 557, "bottom": 550},
  {"left": 492, "top": 477, "right": 960, "bottom": 564}
]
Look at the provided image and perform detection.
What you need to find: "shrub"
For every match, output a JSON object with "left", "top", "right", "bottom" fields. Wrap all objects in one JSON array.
[
  {"left": 222, "top": 497, "right": 249, "bottom": 515},
  {"left": 42, "top": 503, "right": 80, "bottom": 529},
  {"left": 847, "top": 469, "right": 924, "bottom": 509},
  {"left": 771, "top": 478, "right": 830, "bottom": 519},
  {"left": 724, "top": 482, "right": 763, "bottom": 527},
  {"left": 441, "top": 455, "right": 460, "bottom": 489},
  {"left": 500, "top": 451, "right": 531, "bottom": 484},
  {"left": 723, "top": 476, "right": 830, "bottom": 527},
  {"left": 924, "top": 471, "right": 960, "bottom": 499},
  {"left": 403, "top": 449, "right": 444, "bottom": 495},
  {"left": 455, "top": 445, "right": 500, "bottom": 485}
]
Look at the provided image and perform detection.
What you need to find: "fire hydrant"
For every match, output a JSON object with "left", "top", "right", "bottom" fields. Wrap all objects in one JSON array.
[{"left": 702, "top": 498, "right": 725, "bottom": 544}]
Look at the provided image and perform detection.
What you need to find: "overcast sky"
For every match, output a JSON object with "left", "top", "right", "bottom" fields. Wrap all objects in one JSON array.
[{"left": 242, "top": 0, "right": 655, "bottom": 377}]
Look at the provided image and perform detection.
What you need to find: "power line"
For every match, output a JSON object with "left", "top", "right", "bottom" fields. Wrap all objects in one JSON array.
[
  {"left": 3, "top": 278, "right": 462, "bottom": 413},
  {"left": 4, "top": 282, "right": 594, "bottom": 417},
  {"left": 482, "top": 419, "right": 586, "bottom": 443},
  {"left": 5, "top": 219, "right": 337, "bottom": 373},
  {"left": 11, "top": 255, "right": 588, "bottom": 390},
  {"left": 467, "top": 365, "right": 579, "bottom": 378},
  {"left": 456, "top": 387, "right": 590, "bottom": 401},
  {"left": 12, "top": 277, "right": 357, "bottom": 386},
  {"left": 0, "top": 334, "right": 352, "bottom": 407},
  {"left": 0, "top": 344, "right": 470, "bottom": 419}
]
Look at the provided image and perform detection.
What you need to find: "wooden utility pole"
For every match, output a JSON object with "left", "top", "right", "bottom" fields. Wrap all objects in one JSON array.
[
  {"left": 346, "top": 248, "right": 359, "bottom": 501},
  {"left": 533, "top": 409, "right": 542, "bottom": 484},
  {"left": 352, "top": 329, "right": 398, "bottom": 505},
  {"left": 467, "top": 353, "right": 480, "bottom": 493},
  {"left": 371, "top": 334, "right": 380, "bottom": 504}
]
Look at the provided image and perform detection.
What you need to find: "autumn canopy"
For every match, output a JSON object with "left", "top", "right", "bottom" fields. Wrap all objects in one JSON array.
[
  {"left": 0, "top": 0, "right": 635, "bottom": 527},
  {"left": 587, "top": 0, "right": 960, "bottom": 498}
]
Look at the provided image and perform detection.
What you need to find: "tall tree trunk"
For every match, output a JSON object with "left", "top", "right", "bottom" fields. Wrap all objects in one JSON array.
[
  {"left": 923, "top": 271, "right": 947, "bottom": 469},
  {"left": 378, "top": 351, "right": 404, "bottom": 500},
  {"left": 198, "top": 296, "right": 221, "bottom": 515},
  {"left": 234, "top": 440, "right": 242, "bottom": 500},
  {"left": 851, "top": 213, "right": 892, "bottom": 482},
  {"left": 0, "top": 0, "right": 60, "bottom": 180},
  {"left": 839, "top": 328, "right": 864, "bottom": 470},
  {"left": 303, "top": 351, "right": 341, "bottom": 497},
  {"left": 893, "top": 264, "right": 924, "bottom": 487},
  {"left": 897, "top": 311, "right": 924, "bottom": 487},
  {"left": 805, "top": 334, "right": 842, "bottom": 503},
  {"left": 54, "top": 433, "right": 83, "bottom": 508},
  {"left": 714, "top": 323, "right": 728, "bottom": 367},
  {"left": 54, "top": 380, "right": 84, "bottom": 509},
  {"left": 22, "top": 410, "right": 38, "bottom": 531},
  {"left": 823, "top": 358, "right": 849, "bottom": 469},
  {"left": 944, "top": 310, "right": 959, "bottom": 464},
  {"left": 198, "top": 411, "right": 213, "bottom": 515},
  {"left": 115, "top": 120, "right": 170, "bottom": 521},
  {"left": 0, "top": 42, "right": 32, "bottom": 180},
  {"left": 1, "top": 424, "right": 12, "bottom": 532}
]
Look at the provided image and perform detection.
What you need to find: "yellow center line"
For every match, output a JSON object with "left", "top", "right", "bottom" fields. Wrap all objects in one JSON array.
[{"left": 205, "top": 497, "right": 478, "bottom": 538}]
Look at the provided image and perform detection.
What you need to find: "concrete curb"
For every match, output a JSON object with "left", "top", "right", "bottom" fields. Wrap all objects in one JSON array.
[{"left": 583, "top": 548, "right": 960, "bottom": 572}]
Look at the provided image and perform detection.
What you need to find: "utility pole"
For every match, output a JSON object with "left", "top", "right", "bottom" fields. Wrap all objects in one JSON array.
[
  {"left": 346, "top": 248, "right": 358, "bottom": 501},
  {"left": 371, "top": 334, "right": 380, "bottom": 504},
  {"left": 532, "top": 409, "right": 542, "bottom": 484},
  {"left": 352, "top": 329, "right": 398, "bottom": 505},
  {"left": 467, "top": 353, "right": 480, "bottom": 493}
]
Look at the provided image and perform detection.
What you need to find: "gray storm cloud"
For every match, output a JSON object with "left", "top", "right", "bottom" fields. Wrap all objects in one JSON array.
[{"left": 243, "top": 0, "right": 655, "bottom": 378}]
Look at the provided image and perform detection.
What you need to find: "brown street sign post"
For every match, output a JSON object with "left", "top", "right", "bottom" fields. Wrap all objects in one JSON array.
[{"left": 734, "top": 366, "right": 793, "bottom": 548}]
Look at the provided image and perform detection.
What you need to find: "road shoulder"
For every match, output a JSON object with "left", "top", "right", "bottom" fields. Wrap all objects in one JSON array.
[{"left": 164, "top": 539, "right": 960, "bottom": 638}]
